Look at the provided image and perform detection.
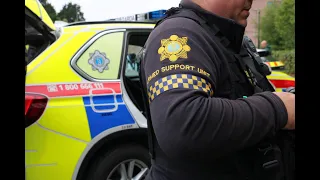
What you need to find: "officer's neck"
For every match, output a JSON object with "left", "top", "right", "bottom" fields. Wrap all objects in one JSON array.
[{"left": 180, "top": 0, "right": 245, "bottom": 53}]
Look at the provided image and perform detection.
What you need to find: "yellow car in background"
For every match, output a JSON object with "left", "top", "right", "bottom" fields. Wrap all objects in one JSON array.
[
  {"left": 25, "top": 2, "right": 295, "bottom": 180},
  {"left": 257, "top": 48, "right": 285, "bottom": 70},
  {"left": 256, "top": 49, "right": 294, "bottom": 91},
  {"left": 267, "top": 71, "right": 295, "bottom": 92}
]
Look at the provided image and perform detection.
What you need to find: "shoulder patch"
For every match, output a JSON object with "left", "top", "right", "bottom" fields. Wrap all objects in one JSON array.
[{"left": 158, "top": 35, "right": 191, "bottom": 62}]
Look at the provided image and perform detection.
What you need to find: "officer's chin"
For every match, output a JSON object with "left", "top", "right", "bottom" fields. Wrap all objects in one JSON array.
[{"left": 237, "top": 19, "right": 248, "bottom": 27}]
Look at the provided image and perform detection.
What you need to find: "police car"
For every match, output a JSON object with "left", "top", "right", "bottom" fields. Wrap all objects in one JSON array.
[{"left": 25, "top": 4, "right": 294, "bottom": 180}]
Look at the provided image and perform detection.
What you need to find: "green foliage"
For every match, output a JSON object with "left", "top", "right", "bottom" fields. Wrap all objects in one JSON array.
[
  {"left": 259, "top": 0, "right": 295, "bottom": 74},
  {"left": 40, "top": 0, "right": 85, "bottom": 23},
  {"left": 274, "top": 0, "right": 295, "bottom": 50},
  {"left": 57, "top": 3, "right": 86, "bottom": 23},
  {"left": 259, "top": 0, "right": 295, "bottom": 51},
  {"left": 43, "top": 3, "right": 57, "bottom": 21},
  {"left": 272, "top": 50, "right": 295, "bottom": 75},
  {"left": 260, "top": 3, "right": 281, "bottom": 50},
  {"left": 39, "top": 0, "right": 57, "bottom": 21}
]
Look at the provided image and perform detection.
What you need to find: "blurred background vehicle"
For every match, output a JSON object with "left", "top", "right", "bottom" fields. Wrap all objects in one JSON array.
[{"left": 257, "top": 48, "right": 285, "bottom": 71}]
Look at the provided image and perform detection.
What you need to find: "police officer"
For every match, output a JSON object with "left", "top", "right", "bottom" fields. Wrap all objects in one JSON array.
[{"left": 140, "top": 0, "right": 295, "bottom": 179}]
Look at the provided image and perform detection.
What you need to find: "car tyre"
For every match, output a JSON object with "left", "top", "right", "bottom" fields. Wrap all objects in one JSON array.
[{"left": 85, "top": 144, "right": 150, "bottom": 180}]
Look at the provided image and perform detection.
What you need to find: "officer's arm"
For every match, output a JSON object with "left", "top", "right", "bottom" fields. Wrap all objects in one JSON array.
[{"left": 143, "top": 23, "right": 288, "bottom": 159}]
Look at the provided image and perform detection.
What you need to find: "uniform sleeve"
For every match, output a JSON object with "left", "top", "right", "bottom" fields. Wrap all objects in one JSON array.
[{"left": 142, "top": 19, "right": 288, "bottom": 160}]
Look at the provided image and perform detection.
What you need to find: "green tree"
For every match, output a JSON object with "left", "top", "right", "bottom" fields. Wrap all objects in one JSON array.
[
  {"left": 57, "top": 3, "right": 85, "bottom": 23},
  {"left": 274, "top": 0, "right": 295, "bottom": 50},
  {"left": 259, "top": 0, "right": 295, "bottom": 50},
  {"left": 259, "top": 0, "right": 295, "bottom": 74},
  {"left": 39, "top": 0, "right": 57, "bottom": 21},
  {"left": 260, "top": 2, "right": 282, "bottom": 50}
]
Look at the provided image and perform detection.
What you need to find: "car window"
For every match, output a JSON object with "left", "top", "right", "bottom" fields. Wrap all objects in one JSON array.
[
  {"left": 125, "top": 45, "right": 143, "bottom": 78},
  {"left": 75, "top": 32, "right": 124, "bottom": 80}
]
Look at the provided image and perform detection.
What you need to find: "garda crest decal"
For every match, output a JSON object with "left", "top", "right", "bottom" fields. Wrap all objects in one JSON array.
[
  {"left": 158, "top": 35, "right": 191, "bottom": 62},
  {"left": 88, "top": 50, "right": 110, "bottom": 73}
]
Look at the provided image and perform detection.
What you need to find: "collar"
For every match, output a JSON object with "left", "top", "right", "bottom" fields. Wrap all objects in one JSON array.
[{"left": 179, "top": 0, "right": 245, "bottom": 53}]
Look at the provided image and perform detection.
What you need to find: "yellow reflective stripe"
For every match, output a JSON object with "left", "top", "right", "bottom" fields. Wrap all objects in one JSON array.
[
  {"left": 267, "top": 76, "right": 294, "bottom": 81},
  {"left": 267, "top": 71, "right": 295, "bottom": 80}
]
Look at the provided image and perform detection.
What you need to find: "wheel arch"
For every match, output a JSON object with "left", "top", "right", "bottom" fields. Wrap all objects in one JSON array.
[{"left": 74, "top": 127, "right": 148, "bottom": 180}]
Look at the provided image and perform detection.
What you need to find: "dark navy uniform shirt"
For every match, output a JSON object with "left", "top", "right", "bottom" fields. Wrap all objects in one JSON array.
[{"left": 141, "top": 1, "right": 288, "bottom": 179}]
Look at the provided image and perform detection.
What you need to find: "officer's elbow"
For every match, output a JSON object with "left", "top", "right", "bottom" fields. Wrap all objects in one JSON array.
[
  {"left": 156, "top": 130, "right": 216, "bottom": 159},
  {"left": 156, "top": 131, "right": 191, "bottom": 158},
  {"left": 154, "top": 120, "right": 204, "bottom": 159}
]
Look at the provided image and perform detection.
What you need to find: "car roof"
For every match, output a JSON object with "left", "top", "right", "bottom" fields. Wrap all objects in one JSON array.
[
  {"left": 65, "top": 20, "right": 156, "bottom": 27},
  {"left": 61, "top": 20, "right": 156, "bottom": 33}
]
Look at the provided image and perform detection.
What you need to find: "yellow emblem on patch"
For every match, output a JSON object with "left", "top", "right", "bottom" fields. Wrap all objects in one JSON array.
[{"left": 158, "top": 35, "right": 191, "bottom": 62}]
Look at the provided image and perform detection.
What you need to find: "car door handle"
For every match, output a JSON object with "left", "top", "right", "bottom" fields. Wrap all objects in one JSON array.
[{"left": 89, "top": 88, "right": 118, "bottom": 113}]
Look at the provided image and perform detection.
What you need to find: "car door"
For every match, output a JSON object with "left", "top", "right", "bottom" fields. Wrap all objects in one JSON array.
[
  {"left": 71, "top": 29, "right": 137, "bottom": 139},
  {"left": 120, "top": 28, "right": 153, "bottom": 128}
]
